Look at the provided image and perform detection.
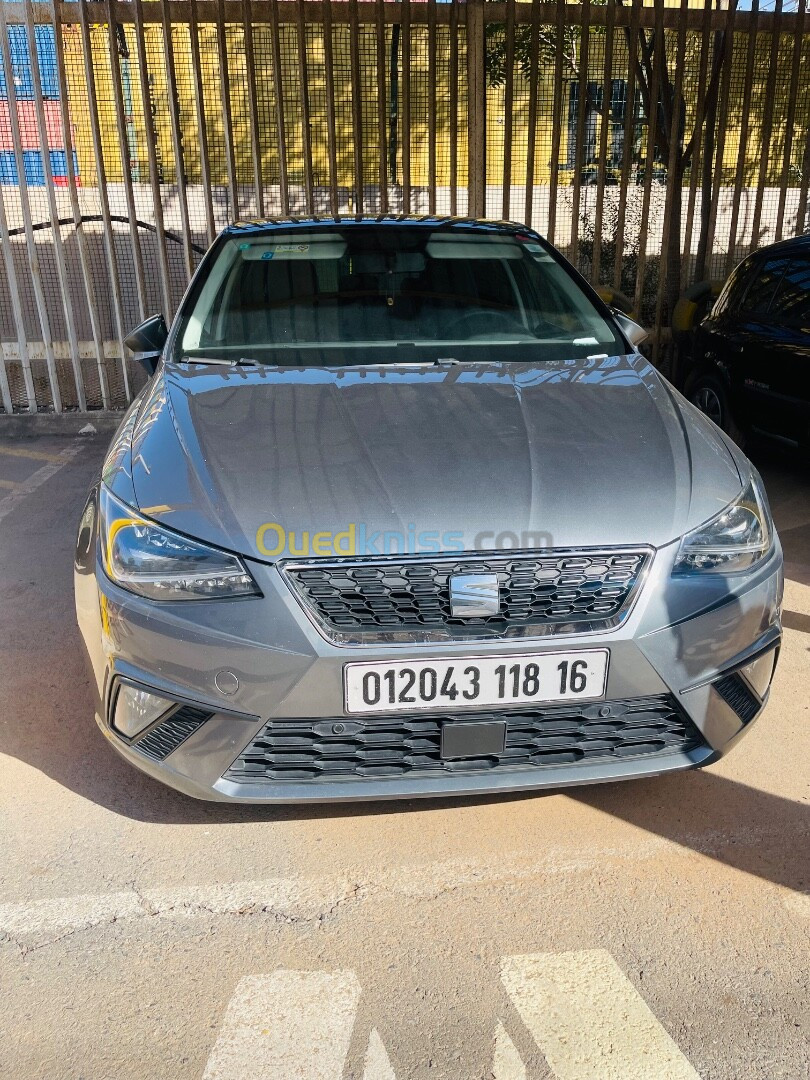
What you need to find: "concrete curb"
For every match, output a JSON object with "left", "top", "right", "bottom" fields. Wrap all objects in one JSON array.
[{"left": 0, "top": 412, "right": 124, "bottom": 438}]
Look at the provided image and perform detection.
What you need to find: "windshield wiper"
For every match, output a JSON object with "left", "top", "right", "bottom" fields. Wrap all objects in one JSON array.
[{"left": 180, "top": 355, "right": 257, "bottom": 367}]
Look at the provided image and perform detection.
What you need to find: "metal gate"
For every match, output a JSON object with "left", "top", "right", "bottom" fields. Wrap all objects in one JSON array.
[{"left": 1, "top": 0, "right": 809, "bottom": 413}]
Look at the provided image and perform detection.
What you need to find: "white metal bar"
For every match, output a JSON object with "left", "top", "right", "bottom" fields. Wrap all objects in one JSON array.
[
  {"left": 268, "top": 0, "right": 289, "bottom": 215},
  {"left": 241, "top": 0, "right": 265, "bottom": 218},
  {"left": 160, "top": 0, "right": 196, "bottom": 277},
  {"left": 49, "top": 0, "right": 112, "bottom": 408},
  {"left": 0, "top": 1, "right": 62, "bottom": 412},
  {"left": 76, "top": 0, "right": 130, "bottom": 404},
  {"left": 104, "top": 0, "right": 148, "bottom": 319},
  {"left": 22, "top": 0, "right": 86, "bottom": 410},
  {"left": 215, "top": 0, "right": 239, "bottom": 220},
  {"left": 188, "top": 0, "right": 216, "bottom": 244},
  {"left": 131, "top": 0, "right": 174, "bottom": 320},
  {"left": 0, "top": 188, "right": 19, "bottom": 413}
]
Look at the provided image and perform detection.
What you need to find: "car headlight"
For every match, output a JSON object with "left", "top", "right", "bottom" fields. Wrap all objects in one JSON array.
[
  {"left": 99, "top": 486, "right": 260, "bottom": 600},
  {"left": 673, "top": 474, "right": 772, "bottom": 574}
]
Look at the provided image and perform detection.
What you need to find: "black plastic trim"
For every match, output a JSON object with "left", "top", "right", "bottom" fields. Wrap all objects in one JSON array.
[
  {"left": 226, "top": 693, "right": 704, "bottom": 784},
  {"left": 712, "top": 672, "right": 762, "bottom": 725},
  {"left": 135, "top": 704, "right": 214, "bottom": 761}
]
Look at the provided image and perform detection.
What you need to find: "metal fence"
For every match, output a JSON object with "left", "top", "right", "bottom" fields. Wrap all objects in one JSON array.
[{"left": 1, "top": 0, "right": 809, "bottom": 413}]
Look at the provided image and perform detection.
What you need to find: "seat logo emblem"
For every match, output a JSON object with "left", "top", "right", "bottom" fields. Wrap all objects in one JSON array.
[{"left": 449, "top": 573, "right": 500, "bottom": 618}]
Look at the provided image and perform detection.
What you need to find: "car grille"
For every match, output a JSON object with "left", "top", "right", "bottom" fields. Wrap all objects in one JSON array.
[
  {"left": 281, "top": 549, "right": 650, "bottom": 644},
  {"left": 226, "top": 695, "right": 702, "bottom": 784}
]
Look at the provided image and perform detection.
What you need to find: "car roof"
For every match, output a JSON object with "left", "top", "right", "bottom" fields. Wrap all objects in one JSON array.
[
  {"left": 742, "top": 233, "right": 810, "bottom": 259},
  {"left": 221, "top": 215, "right": 534, "bottom": 238}
]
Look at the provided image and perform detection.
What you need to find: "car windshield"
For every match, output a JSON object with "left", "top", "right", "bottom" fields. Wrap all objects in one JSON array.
[{"left": 174, "top": 225, "right": 622, "bottom": 366}]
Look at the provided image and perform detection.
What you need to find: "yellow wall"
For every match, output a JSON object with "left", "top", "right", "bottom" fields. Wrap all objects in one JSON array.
[{"left": 61, "top": 19, "right": 810, "bottom": 191}]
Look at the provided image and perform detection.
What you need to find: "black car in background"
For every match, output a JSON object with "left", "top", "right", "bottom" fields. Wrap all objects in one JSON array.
[{"left": 686, "top": 235, "right": 810, "bottom": 451}]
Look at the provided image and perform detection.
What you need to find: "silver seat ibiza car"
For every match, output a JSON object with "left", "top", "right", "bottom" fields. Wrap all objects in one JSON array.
[{"left": 75, "top": 217, "right": 783, "bottom": 803}]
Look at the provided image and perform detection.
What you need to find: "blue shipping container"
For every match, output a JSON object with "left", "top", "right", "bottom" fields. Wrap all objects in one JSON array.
[
  {"left": 0, "top": 148, "right": 79, "bottom": 185},
  {"left": 0, "top": 25, "right": 60, "bottom": 101}
]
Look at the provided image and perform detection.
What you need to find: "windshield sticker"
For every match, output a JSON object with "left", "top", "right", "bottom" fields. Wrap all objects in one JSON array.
[
  {"left": 243, "top": 240, "right": 345, "bottom": 261},
  {"left": 261, "top": 244, "right": 310, "bottom": 260}
]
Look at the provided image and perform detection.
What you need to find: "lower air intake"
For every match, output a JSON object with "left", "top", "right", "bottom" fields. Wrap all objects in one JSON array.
[
  {"left": 713, "top": 672, "right": 761, "bottom": 725},
  {"left": 135, "top": 705, "right": 213, "bottom": 761},
  {"left": 226, "top": 694, "right": 703, "bottom": 783}
]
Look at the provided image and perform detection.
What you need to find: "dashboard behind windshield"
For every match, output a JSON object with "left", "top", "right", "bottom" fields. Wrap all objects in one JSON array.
[{"left": 174, "top": 226, "right": 621, "bottom": 366}]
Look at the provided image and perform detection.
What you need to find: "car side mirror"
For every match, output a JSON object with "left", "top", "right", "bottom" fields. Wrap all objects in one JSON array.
[
  {"left": 124, "top": 314, "right": 168, "bottom": 376},
  {"left": 611, "top": 309, "right": 648, "bottom": 349}
]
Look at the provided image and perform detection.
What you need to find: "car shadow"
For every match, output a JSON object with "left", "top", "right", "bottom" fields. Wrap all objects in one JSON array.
[
  {"left": 782, "top": 609, "right": 810, "bottom": 635},
  {"left": 571, "top": 770, "right": 810, "bottom": 895},
  {"left": 750, "top": 439, "right": 810, "bottom": 588},
  {"left": 4, "top": 664, "right": 808, "bottom": 899}
]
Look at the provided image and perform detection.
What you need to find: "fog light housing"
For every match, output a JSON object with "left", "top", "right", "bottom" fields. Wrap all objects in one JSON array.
[{"left": 112, "top": 683, "right": 173, "bottom": 739}]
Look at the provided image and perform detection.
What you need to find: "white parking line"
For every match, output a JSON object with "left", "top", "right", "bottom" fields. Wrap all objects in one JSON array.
[
  {"left": 199, "top": 954, "right": 701, "bottom": 1079},
  {"left": 1, "top": 880, "right": 707, "bottom": 1080},
  {"left": 363, "top": 1029, "right": 396, "bottom": 1080},
  {"left": 203, "top": 971, "right": 362, "bottom": 1080},
  {"left": 501, "top": 950, "right": 701, "bottom": 1080},
  {"left": 0, "top": 878, "right": 363, "bottom": 951},
  {"left": 0, "top": 444, "right": 69, "bottom": 463},
  {"left": 493, "top": 1021, "right": 527, "bottom": 1080},
  {"left": 0, "top": 890, "right": 145, "bottom": 945},
  {"left": 0, "top": 441, "right": 84, "bottom": 524}
]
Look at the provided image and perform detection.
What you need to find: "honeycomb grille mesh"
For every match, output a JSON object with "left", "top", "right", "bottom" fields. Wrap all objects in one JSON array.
[
  {"left": 283, "top": 550, "right": 649, "bottom": 642},
  {"left": 713, "top": 672, "right": 761, "bottom": 725},
  {"left": 226, "top": 695, "right": 702, "bottom": 784},
  {"left": 135, "top": 705, "right": 213, "bottom": 761}
]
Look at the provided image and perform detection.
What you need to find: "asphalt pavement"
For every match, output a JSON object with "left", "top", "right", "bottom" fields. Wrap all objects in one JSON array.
[{"left": 0, "top": 431, "right": 808, "bottom": 1080}]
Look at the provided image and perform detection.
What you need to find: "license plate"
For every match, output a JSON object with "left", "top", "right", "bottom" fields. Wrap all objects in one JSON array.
[{"left": 344, "top": 650, "right": 609, "bottom": 715}]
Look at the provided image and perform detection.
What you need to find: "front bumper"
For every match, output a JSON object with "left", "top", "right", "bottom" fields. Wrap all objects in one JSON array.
[{"left": 75, "top": 531, "right": 783, "bottom": 803}]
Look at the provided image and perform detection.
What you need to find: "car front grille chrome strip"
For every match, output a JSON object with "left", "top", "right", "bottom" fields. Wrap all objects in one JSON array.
[{"left": 280, "top": 547, "right": 653, "bottom": 645}]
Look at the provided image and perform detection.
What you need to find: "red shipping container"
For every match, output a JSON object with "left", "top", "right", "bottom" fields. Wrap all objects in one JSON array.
[{"left": 0, "top": 99, "right": 66, "bottom": 152}]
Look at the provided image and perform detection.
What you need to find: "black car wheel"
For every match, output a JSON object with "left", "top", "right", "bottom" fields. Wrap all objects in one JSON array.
[{"left": 685, "top": 371, "right": 746, "bottom": 447}]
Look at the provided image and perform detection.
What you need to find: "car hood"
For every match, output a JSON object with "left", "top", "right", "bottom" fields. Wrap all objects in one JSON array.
[{"left": 119, "top": 355, "right": 743, "bottom": 560}]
